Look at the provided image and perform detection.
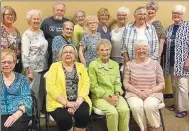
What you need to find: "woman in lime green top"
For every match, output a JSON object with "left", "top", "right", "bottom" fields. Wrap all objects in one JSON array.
[
  {"left": 88, "top": 39, "right": 130, "bottom": 131},
  {"left": 46, "top": 44, "right": 91, "bottom": 131},
  {"left": 72, "top": 10, "right": 87, "bottom": 50}
]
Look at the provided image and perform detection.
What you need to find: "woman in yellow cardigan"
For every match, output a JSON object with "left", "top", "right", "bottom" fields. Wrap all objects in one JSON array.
[{"left": 46, "top": 44, "right": 92, "bottom": 131}]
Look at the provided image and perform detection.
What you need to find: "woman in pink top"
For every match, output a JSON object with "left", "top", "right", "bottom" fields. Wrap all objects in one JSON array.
[{"left": 123, "top": 40, "right": 165, "bottom": 131}]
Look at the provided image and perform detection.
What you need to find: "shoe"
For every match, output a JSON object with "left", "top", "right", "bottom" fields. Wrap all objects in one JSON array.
[
  {"left": 40, "top": 113, "right": 45, "bottom": 118},
  {"left": 176, "top": 111, "right": 187, "bottom": 118},
  {"left": 168, "top": 105, "right": 175, "bottom": 111},
  {"left": 49, "top": 115, "right": 54, "bottom": 121}
]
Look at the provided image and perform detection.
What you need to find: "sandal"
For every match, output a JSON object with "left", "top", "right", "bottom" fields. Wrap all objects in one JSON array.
[
  {"left": 168, "top": 105, "right": 175, "bottom": 111},
  {"left": 176, "top": 111, "right": 187, "bottom": 118}
]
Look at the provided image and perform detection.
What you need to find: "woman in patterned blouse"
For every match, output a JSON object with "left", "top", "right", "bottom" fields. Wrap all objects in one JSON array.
[
  {"left": 1, "top": 49, "right": 32, "bottom": 131},
  {"left": 79, "top": 15, "right": 101, "bottom": 67},
  {"left": 46, "top": 44, "right": 91, "bottom": 131},
  {"left": 1, "top": 6, "right": 22, "bottom": 73},
  {"left": 146, "top": 1, "right": 166, "bottom": 66},
  {"left": 22, "top": 10, "right": 48, "bottom": 115},
  {"left": 165, "top": 5, "right": 189, "bottom": 118}
]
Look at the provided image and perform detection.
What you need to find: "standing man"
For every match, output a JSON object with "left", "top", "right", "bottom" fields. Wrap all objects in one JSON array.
[{"left": 41, "top": 3, "right": 69, "bottom": 68}]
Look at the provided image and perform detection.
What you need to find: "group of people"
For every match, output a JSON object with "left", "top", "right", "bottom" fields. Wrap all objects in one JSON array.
[{"left": 1, "top": 1, "right": 189, "bottom": 131}]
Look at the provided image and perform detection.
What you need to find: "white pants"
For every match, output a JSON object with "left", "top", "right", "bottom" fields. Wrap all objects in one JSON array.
[
  {"left": 127, "top": 97, "right": 161, "bottom": 131},
  {"left": 171, "top": 68, "right": 189, "bottom": 111}
]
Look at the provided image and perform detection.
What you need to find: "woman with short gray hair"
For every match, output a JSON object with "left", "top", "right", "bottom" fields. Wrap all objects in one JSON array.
[
  {"left": 111, "top": 7, "right": 130, "bottom": 64},
  {"left": 165, "top": 4, "right": 189, "bottom": 118},
  {"left": 22, "top": 9, "right": 48, "bottom": 116}
]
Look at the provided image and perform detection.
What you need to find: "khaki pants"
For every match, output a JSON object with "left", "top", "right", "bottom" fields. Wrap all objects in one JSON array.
[
  {"left": 170, "top": 68, "right": 189, "bottom": 111},
  {"left": 127, "top": 97, "right": 161, "bottom": 131},
  {"left": 92, "top": 96, "right": 130, "bottom": 131}
]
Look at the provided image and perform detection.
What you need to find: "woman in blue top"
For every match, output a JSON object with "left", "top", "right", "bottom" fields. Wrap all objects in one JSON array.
[{"left": 1, "top": 49, "right": 32, "bottom": 131}]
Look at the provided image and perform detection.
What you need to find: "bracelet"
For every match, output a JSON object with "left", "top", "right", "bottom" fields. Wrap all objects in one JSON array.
[{"left": 17, "top": 108, "right": 24, "bottom": 114}]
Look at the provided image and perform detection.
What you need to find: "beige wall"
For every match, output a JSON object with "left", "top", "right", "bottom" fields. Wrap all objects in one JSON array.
[
  {"left": 2, "top": 1, "right": 189, "bottom": 94},
  {"left": 2, "top": 1, "right": 189, "bottom": 34}
]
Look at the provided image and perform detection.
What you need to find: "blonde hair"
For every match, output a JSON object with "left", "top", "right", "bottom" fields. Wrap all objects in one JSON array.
[
  {"left": 72, "top": 10, "right": 85, "bottom": 24},
  {"left": 1, "top": 6, "right": 17, "bottom": 23},
  {"left": 85, "top": 15, "right": 99, "bottom": 26},
  {"left": 97, "top": 8, "right": 110, "bottom": 20},
  {"left": 134, "top": 40, "right": 149, "bottom": 51},
  {"left": 1, "top": 49, "right": 17, "bottom": 63}
]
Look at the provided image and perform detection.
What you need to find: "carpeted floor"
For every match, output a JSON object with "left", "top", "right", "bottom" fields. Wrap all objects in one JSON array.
[{"left": 40, "top": 98, "right": 189, "bottom": 131}]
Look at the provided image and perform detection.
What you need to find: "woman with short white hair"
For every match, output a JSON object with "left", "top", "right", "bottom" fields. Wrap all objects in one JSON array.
[
  {"left": 22, "top": 10, "right": 48, "bottom": 116},
  {"left": 124, "top": 40, "right": 165, "bottom": 131},
  {"left": 165, "top": 5, "right": 189, "bottom": 118},
  {"left": 111, "top": 7, "right": 130, "bottom": 64}
]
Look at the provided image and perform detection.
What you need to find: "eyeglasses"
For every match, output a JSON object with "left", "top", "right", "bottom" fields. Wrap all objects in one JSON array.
[
  {"left": 172, "top": 12, "right": 183, "bottom": 15},
  {"left": 137, "top": 13, "right": 147, "bottom": 16},
  {"left": 88, "top": 21, "right": 97, "bottom": 25},
  {"left": 62, "top": 51, "right": 75, "bottom": 55},
  {"left": 1, "top": 61, "right": 13, "bottom": 65},
  {"left": 4, "top": 14, "right": 15, "bottom": 17}
]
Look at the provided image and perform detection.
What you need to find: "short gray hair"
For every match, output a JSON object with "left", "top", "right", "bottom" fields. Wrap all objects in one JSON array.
[
  {"left": 117, "top": 7, "right": 130, "bottom": 15},
  {"left": 172, "top": 5, "right": 186, "bottom": 14},
  {"left": 26, "top": 10, "right": 42, "bottom": 23},
  {"left": 72, "top": 10, "right": 85, "bottom": 24},
  {"left": 96, "top": 39, "right": 112, "bottom": 51},
  {"left": 134, "top": 6, "right": 146, "bottom": 14},
  {"left": 62, "top": 21, "right": 74, "bottom": 30},
  {"left": 146, "top": 0, "right": 158, "bottom": 11},
  {"left": 53, "top": 2, "right": 66, "bottom": 10}
]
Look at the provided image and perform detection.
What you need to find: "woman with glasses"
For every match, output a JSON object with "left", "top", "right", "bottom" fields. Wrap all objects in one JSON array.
[
  {"left": 97, "top": 8, "right": 111, "bottom": 41},
  {"left": 46, "top": 44, "right": 91, "bottom": 131},
  {"left": 121, "top": 6, "right": 159, "bottom": 64},
  {"left": 72, "top": 10, "right": 87, "bottom": 51},
  {"left": 1, "top": 6, "right": 22, "bottom": 73},
  {"left": 165, "top": 5, "right": 189, "bottom": 118},
  {"left": 1, "top": 49, "right": 32, "bottom": 131},
  {"left": 79, "top": 15, "right": 101, "bottom": 67}
]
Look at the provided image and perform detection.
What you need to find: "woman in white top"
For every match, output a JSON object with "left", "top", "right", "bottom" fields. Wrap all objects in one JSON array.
[
  {"left": 22, "top": 10, "right": 48, "bottom": 114},
  {"left": 111, "top": 7, "right": 130, "bottom": 65}
]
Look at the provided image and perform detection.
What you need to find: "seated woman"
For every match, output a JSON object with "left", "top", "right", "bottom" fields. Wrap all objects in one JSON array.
[
  {"left": 46, "top": 45, "right": 92, "bottom": 131},
  {"left": 123, "top": 41, "right": 165, "bottom": 131},
  {"left": 88, "top": 39, "right": 130, "bottom": 131},
  {"left": 1, "top": 49, "right": 32, "bottom": 131}
]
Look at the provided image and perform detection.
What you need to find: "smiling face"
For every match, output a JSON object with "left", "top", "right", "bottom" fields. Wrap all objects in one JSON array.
[
  {"left": 1, "top": 53, "right": 16, "bottom": 74},
  {"left": 98, "top": 43, "right": 111, "bottom": 62},
  {"left": 29, "top": 14, "right": 41, "bottom": 29},
  {"left": 61, "top": 46, "right": 76, "bottom": 64},
  {"left": 172, "top": 11, "right": 183, "bottom": 24},
  {"left": 75, "top": 12, "right": 85, "bottom": 26},
  {"left": 53, "top": 4, "right": 65, "bottom": 21},
  {"left": 3, "top": 9, "right": 16, "bottom": 24},
  {"left": 134, "top": 8, "right": 147, "bottom": 25},
  {"left": 117, "top": 12, "right": 128, "bottom": 25},
  {"left": 63, "top": 22, "right": 74, "bottom": 38},
  {"left": 147, "top": 6, "right": 156, "bottom": 18},
  {"left": 99, "top": 12, "right": 109, "bottom": 24},
  {"left": 134, "top": 44, "right": 149, "bottom": 59}
]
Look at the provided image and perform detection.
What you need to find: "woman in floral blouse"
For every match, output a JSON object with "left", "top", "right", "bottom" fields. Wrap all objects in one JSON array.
[
  {"left": 22, "top": 10, "right": 48, "bottom": 115},
  {"left": 1, "top": 6, "right": 22, "bottom": 73}
]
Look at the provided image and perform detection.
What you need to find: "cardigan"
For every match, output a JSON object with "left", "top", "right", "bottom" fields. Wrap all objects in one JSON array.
[{"left": 46, "top": 61, "right": 92, "bottom": 112}]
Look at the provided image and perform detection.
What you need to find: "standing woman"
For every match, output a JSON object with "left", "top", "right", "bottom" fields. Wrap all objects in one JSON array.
[
  {"left": 165, "top": 5, "right": 189, "bottom": 118},
  {"left": 97, "top": 8, "right": 111, "bottom": 41},
  {"left": 72, "top": 10, "right": 87, "bottom": 50},
  {"left": 111, "top": 7, "right": 130, "bottom": 65},
  {"left": 22, "top": 10, "right": 48, "bottom": 114},
  {"left": 146, "top": 1, "right": 166, "bottom": 65},
  {"left": 79, "top": 15, "right": 101, "bottom": 67},
  {"left": 1, "top": 6, "right": 22, "bottom": 73}
]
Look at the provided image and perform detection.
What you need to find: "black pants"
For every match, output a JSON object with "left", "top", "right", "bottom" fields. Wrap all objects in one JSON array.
[
  {"left": 49, "top": 101, "right": 90, "bottom": 131},
  {"left": 1, "top": 114, "right": 30, "bottom": 131}
]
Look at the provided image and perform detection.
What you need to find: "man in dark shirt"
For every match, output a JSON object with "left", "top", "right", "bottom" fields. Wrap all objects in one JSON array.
[{"left": 41, "top": 2, "right": 69, "bottom": 68}]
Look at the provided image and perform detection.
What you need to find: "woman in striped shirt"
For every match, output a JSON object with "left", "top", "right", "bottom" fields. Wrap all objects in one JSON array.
[{"left": 123, "top": 40, "right": 165, "bottom": 131}]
